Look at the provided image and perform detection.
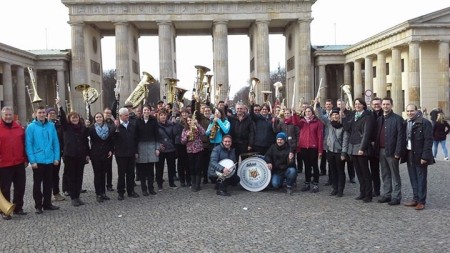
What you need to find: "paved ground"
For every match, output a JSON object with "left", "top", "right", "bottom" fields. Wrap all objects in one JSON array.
[{"left": 1, "top": 138, "right": 450, "bottom": 252}]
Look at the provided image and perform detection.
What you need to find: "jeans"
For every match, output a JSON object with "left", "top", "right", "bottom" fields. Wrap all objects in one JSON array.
[
  {"left": 327, "top": 152, "right": 345, "bottom": 194},
  {"left": 271, "top": 167, "right": 297, "bottom": 188},
  {"left": 379, "top": 148, "right": 401, "bottom": 201},
  {"left": 433, "top": 140, "right": 448, "bottom": 158},
  {"left": 407, "top": 151, "right": 428, "bottom": 204}
]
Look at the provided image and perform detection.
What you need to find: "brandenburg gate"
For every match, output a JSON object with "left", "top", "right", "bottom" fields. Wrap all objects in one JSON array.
[{"left": 62, "top": 0, "right": 316, "bottom": 113}]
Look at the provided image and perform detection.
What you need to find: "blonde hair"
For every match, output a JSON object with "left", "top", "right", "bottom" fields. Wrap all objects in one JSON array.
[{"left": 437, "top": 112, "right": 446, "bottom": 124}]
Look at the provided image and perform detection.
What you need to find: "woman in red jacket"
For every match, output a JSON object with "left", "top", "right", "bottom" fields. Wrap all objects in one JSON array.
[{"left": 285, "top": 106, "right": 324, "bottom": 193}]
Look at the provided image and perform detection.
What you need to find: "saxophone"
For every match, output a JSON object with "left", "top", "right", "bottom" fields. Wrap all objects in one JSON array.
[
  {"left": 209, "top": 122, "right": 219, "bottom": 140},
  {"left": 188, "top": 111, "right": 197, "bottom": 142}
]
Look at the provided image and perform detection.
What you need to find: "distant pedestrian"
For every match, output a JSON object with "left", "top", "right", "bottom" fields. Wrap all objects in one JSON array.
[{"left": 432, "top": 113, "right": 449, "bottom": 160}]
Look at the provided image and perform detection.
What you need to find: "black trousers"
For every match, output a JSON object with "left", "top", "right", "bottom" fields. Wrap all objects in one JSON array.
[
  {"left": 253, "top": 145, "right": 269, "bottom": 156},
  {"left": 156, "top": 151, "right": 176, "bottom": 187},
  {"left": 64, "top": 156, "right": 85, "bottom": 200},
  {"left": 369, "top": 156, "right": 381, "bottom": 195},
  {"left": 201, "top": 146, "right": 213, "bottom": 182},
  {"left": 32, "top": 163, "right": 53, "bottom": 209},
  {"left": 136, "top": 162, "right": 156, "bottom": 192},
  {"left": 301, "top": 148, "right": 320, "bottom": 184},
  {"left": 352, "top": 155, "right": 373, "bottom": 199},
  {"left": 296, "top": 151, "right": 304, "bottom": 173},
  {"left": 105, "top": 156, "right": 113, "bottom": 188},
  {"left": 188, "top": 152, "right": 202, "bottom": 177},
  {"left": 345, "top": 159, "right": 355, "bottom": 180},
  {"left": 116, "top": 156, "right": 136, "bottom": 195},
  {"left": 52, "top": 162, "right": 61, "bottom": 195},
  {"left": 0, "top": 164, "right": 26, "bottom": 211},
  {"left": 327, "top": 152, "right": 345, "bottom": 194},
  {"left": 92, "top": 159, "right": 108, "bottom": 195},
  {"left": 175, "top": 144, "right": 189, "bottom": 184},
  {"left": 320, "top": 150, "right": 327, "bottom": 174}
]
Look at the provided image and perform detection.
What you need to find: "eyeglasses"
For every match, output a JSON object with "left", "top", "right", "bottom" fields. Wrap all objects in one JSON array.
[{"left": 254, "top": 109, "right": 261, "bottom": 112}]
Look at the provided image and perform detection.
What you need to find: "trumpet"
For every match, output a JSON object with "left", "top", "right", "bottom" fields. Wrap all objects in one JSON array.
[
  {"left": 249, "top": 77, "right": 259, "bottom": 103},
  {"left": 125, "top": 71, "right": 156, "bottom": 108}
]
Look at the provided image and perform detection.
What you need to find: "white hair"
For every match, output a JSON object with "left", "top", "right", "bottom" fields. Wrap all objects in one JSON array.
[
  {"left": 118, "top": 108, "right": 129, "bottom": 115},
  {"left": 1, "top": 106, "right": 14, "bottom": 114}
]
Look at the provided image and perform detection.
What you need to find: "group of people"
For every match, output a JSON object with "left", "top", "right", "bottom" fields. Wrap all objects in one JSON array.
[{"left": 0, "top": 92, "right": 447, "bottom": 220}]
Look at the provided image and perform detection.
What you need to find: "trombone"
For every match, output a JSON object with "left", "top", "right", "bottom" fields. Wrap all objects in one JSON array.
[{"left": 26, "top": 67, "right": 43, "bottom": 112}]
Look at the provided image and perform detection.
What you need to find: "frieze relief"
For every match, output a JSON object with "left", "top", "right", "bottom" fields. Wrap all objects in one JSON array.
[{"left": 71, "top": 2, "right": 309, "bottom": 16}]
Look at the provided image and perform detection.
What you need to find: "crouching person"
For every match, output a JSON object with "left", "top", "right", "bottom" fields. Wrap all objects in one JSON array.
[
  {"left": 208, "top": 135, "right": 240, "bottom": 196},
  {"left": 264, "top": 132, "right": 297, "bottom": 195}
]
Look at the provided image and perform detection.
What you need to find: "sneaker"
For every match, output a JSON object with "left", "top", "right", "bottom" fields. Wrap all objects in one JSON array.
[
  {"left": 445, "top": 157, "right": 449, "bottom": 160},
  {"left": 300, "top": 185, "right": 310, "bottom": 192},
  {"left": 63, "top": 191, "right": 70, "bottom": 196},
  {"left": 158, "top": 186, "right": 163, "bottom": 192},
  {"left": 311, "top": 185, "right": 319, "bottom": 193},
  {"left": 169, "top": 184, "right": 178, "bottom": 189},
  {"left": 53, "top": 193, "right": 66, "bottom": 201}
]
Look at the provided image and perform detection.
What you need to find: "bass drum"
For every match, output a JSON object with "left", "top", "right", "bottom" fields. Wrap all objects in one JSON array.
[{"left": 238, "top": 156, "right": 271, "bottom": 192}]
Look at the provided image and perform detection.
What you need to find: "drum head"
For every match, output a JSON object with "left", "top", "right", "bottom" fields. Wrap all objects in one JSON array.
[{"left": 238, "top": 157, "right": 271, "bottom": 192}]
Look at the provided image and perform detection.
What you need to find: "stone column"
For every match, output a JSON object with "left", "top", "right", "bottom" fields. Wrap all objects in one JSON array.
[
  {"left": 318, "top": 64, "right": 327, "bottom": 105},
  {"left": 158, "top": 21, "right": 176, "bottom": 100},
  {"left": 2, "top": 63, "right": 13, "bottom": 107},
  {"left": 391, "top": 47, "right": 403, "bottom": 114},
  {"left": 353, "top": 60, "right": 363, "bottom": 99},
  {"left": 408, "top": 41, "right": 420, "bottom": 107},
  {"left": 57, "top": 70, "right": 66, "bottom": 107},
  {"left": 376, "top": 52, "right": 387, "bottom": 98},
  {"left": 364, "top": 56, "right": 373, "bottom": 98},
  {"left": 16, "top": 66, "right": 26, "bottom": 125},
  {"left": 70, "top": 22, "right": 87, "bottom": 113},
  {"left": 115, "top": 22, "right": 131, "bottom": 105},
  {"left": 438, "top": 40, "right": 450, "bottom": 116},
  {"left": 255, "top": 20, "right": 270, "bottom": 101},
  {"left": 213, "top": 20, "right": 229, "bottom": 102},
  {"left": 298, "top": 19, "right": 313, "bottom": 102},
  {"left": 344, "top": 63, "right": 351, "bottom": 87}
]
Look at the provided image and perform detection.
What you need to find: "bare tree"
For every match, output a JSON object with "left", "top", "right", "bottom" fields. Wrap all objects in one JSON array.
[{"left": 102, "top": 69, "right": 116, "bottom": 108}]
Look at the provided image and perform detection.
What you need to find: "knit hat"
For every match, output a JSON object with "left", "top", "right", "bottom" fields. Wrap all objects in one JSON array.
[
  {"left": 45, "top": 107, "right": 56, "bottom": 115},
  {"left": 276, "top": 132, "right": 287, "bottom": 141},
  {"left": 331, "top": 108, "right": 340, "bottom": 115}
]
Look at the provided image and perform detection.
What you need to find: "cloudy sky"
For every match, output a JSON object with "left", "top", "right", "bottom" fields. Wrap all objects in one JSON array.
[{"left": 1, "top": 0, "right": 448, "bottom": 96}]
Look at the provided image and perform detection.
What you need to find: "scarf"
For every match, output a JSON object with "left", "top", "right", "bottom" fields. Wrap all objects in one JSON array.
[
  {"left": 95, "top": 123, "right": 109, "bottom": 140},
  {"left": 304, "top": 116, "right": 312, "bottom": 123},
  {"left": 354, "top": 111, "right": 363, "bottom": 122},
  {"left": 407, "top": 111, "right": 422, "bottom": 142},
  {"left": 330, "top": 120, "right": 342, "bottom": 129}
]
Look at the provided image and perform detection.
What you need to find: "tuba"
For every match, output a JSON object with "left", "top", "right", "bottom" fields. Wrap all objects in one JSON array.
[
  {"left": 125, "top": 71, "right": 156, "bottom": 108},
  {"left": 249, "top": 77, "right": 259, "bottom": 103},
  {"left": 0, "top": 190, "right": 15, "bottom": 216},
  {"left": 341, "top": 84, "right": 354, "bottom": 110},
  {"left": 194, "top": 65, "right": 210, "bottom": 102}
]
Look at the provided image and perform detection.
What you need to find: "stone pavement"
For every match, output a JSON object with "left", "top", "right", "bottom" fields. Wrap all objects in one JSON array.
[{"left": 1, "top": 151, "right": 450, "bottom": 252}]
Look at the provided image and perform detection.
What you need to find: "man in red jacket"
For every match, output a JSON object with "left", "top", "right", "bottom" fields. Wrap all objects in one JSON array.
[{"left": 0, "top": 106, "right": 28, "bottom": 220}]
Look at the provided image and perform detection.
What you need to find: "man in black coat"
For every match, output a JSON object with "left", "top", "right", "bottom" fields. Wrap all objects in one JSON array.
[{"left": 402, "top": 104, "right": 434, "bottom": 210}]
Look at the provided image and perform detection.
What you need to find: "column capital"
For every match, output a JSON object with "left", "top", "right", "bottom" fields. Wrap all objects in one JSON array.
[
  {"left": 409, "top": 39, "right": 421, "bottom": 45},
  {"left": 113, "top": 21, "right": 129, "bottom": 27},
  {"left": 255, "top": 19, "right": 270, "bottom": 25},
  {"left": 298, "top": 18, "right": 313, "bottom": 24},
  {"left": 213, "top": 20, "right": 228, "bottom": 25},
  {"left": 68, "top": 21, "right": 84, "bottom": 26},
  {"left": 157, "top": 20, "right": 172, "bottom": 26}
]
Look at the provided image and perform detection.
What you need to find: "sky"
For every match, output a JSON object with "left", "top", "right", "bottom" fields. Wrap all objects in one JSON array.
[{"left": 1, "top": 0, "right": 449, "bottom": 97}]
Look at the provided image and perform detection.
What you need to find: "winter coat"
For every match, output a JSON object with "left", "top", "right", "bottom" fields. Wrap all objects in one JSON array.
[
  {"left": 88, "top": 123, "right": 115, "bottom": 161},
  {"left": 158, "top": 121, "right": 176, "bottom": 153},
  {"left": 229, "top": 113, "right": 255, "bottom": 147},
  {"left": 285, "top": 113, "right": 323, "bottom": 153},
  {"left": 316, "top": 112, "right": 349, "bottom": 155},
  {"left": 0, "top": 120, "right": 27, "bottom": 167},
  {"left": 401, "top": 116, "right": 435, "bottom": 165},
  {"left": 181, "top": 123, "right": 205, "bottom": 154},
  {"left": 25, "top": 119, "right": 60, "bottom": 164},
  {"left": 272, "top": 118, "right": 299, "bottom": 152},
  {"left": 264, "top": 142, "right": 295, "bottom": 174},
  {"left": 250, "top": 105, "right": 275, "bottom": 148},
  {"left": 375, "top": 111, "right": 405, "bottom": 158},
  {"left": 432, "top": 120, "right": 450, "bottom": 141},
  {"left": 206, "top": 118, "right": 230, "bottom": 144},
  {"left": 346, "top": 110, "right": 375, "bottom": 156},
  {"left": 208, "top": 143, "right": 236, "bottom": 177},
  {"left": 60, "top": 109, "right": 90, "bottom": 159},
  {"left": 114, "top": 121, "right": 137, "bottom": 157}
]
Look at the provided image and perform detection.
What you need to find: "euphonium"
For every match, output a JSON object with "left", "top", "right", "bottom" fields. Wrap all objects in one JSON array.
[
  {"left": 125, "top": 71, "right": 156, "bottom": 108},
  {"left": 249, "top": 77, "right": 259, "bottom": 103},
  {"left": 164, "top": 77, "right": 179, "bottom": 106},
  {"left": 173, "top": 85, "right": 188, "bottom": 117},
  {"left": 194, "top": 65, "right": 210, "bottom": 102},
  {"left": 0, "top": 190, "right": 15, "bottom": 216}
]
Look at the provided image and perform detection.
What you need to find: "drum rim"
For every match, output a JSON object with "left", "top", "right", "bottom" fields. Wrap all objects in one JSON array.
[{"left": 238, "top": 157, "right": 271, "bottom": 192}]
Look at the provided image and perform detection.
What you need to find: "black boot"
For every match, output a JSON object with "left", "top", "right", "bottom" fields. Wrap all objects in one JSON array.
[
  {"left": 216, "top": 182, "right": 230, "bottom": 196},
  {"left": 191, "top": 175, "right": 198, "bottom": 192},
  {"left": 196, "top": 176, "right": 202, "bottom": 191}
]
